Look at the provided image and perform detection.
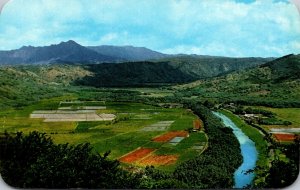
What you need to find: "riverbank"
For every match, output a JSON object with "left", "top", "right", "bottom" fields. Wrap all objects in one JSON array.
[
  {"left": 218, "top": 109, "right": 270, "bottom": 186},
  {"left": 213, "top": 111, "right": 258, "bottom": 188}
]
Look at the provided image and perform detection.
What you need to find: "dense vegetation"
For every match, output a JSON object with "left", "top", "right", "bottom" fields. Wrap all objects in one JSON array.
[
  {"left": 157, "top": 55, "right": 273, "bottom": 79},
  {"left": 0, "top": 104, "right": 243, "bottom": 188},
  {"left": 264, "top": 141, "right": 299, "bottom": 188},
  {"left": 75, "top": 62, "right": 196, "bottom": 87},
  {"left": 172, "top": 104, "right": 242, "bottom": 188},
  {"left": 175, "top": 54, "right": 300, "bottom": 108},
  {"left": 0, "top": 132, "right": 141, "bottom": 188}
]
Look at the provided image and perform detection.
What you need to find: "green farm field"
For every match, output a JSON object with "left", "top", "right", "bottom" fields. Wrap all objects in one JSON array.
[
  {"left": 0, "top": 97, "right": 207, "bottom": 171},
  {"left": 245, "top": 106, "right": 300, "bottom": 136},
  {"left": 254, "top": 107, "right": 300, "bottom": 128}
]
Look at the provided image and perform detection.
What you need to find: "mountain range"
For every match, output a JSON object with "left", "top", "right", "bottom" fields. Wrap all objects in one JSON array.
[
  {"left": 0, "top": 40, "right": 168, "bottom": 64},
  {"left": 0, "top": 40, "right": 273, "bottom": 66}
]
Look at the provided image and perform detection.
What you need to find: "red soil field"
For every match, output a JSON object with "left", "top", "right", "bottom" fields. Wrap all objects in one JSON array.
[
  {"left": 119, "top": 147, "right": 155, "bottom": 163},
  {"left": 273, "top": 133, "right": 295, "bottom": 142},
  {"left": 152, "top": 131, "right": 189, "bottom": 142},
  {"left": 193, "top": 119, "right": 202, "bottom": 130},
  {"left": 139, "top": 154, "right": 178, "bottom": 166}
]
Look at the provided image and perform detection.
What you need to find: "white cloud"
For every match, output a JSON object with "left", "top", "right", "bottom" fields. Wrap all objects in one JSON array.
[
  {"left": 0, "top": 0, "right": 299, "bottom": 57},
  {"left": 98, "top": 33, "right": 119, "bottom": 44}
]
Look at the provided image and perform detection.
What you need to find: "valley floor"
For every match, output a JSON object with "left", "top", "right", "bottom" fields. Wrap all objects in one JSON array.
[{"left": 0, "top": 97, "right": 207, "bottom": 172}]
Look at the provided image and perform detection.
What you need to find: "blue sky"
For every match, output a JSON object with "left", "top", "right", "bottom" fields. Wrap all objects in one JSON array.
[{"left": 0, "top": 0, "right": 299, "bottom": 57}]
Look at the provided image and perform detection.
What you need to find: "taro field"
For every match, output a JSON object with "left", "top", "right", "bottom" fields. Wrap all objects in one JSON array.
[
  {"left": 249, "top": 106, "right": 300, "bottom": 143},
  {"left": 0, "top": 96, "right": 208, "bottom": 171}
]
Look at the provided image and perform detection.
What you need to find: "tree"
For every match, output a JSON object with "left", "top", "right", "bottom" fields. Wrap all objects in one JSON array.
[{"left": 0, "top": 131, "right": 140, "bottom": 188}]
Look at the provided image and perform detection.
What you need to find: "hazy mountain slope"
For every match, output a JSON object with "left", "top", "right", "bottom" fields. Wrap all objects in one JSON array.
[
  {"left": 0, "top": 41, "right": 168, "bottom": 64},
  {"left": 88, "top": 45, "right": 168, "bottom": 61},
  {"left": 176, "top": 54, "right": 300, "bottom": 106},
  {"left": 0, "top": 41, "right": 120, "bottom": 64},
  {"left": 160, "top": 55, "right": 274, "bottom": 79}
]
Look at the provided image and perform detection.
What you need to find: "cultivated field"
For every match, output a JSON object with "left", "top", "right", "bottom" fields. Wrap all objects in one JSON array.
[
  {"left": 30, "top": 109, "right": 115, "bottom": 122},
  {"left": 247, "top": 107, "right": 300, "bottom": 142},
  {"left": 0, "top": 97, "right": 208, "bottom": 171},
  {"left": 273, "top": 133, "right": 296, "bottom": 142},
  {"left": 119, "top": 147, "right": 155, "bottom": 163},
  {"left": 152, "top": 131, "right": 189, "bottom": 142}
]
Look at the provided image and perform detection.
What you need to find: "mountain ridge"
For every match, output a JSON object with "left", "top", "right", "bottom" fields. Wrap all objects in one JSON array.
[
  {"left": 0, "top": 40, "right": 169, "bottom": 64},
  {"left": 0, "top": 40, "right": 120, "bottom": 64},
  {"left": 0, "top": 40, "right": 274, "bottom": 65},
  {"left": 87, "top": 45, "right": 168, "bottom": 61}
]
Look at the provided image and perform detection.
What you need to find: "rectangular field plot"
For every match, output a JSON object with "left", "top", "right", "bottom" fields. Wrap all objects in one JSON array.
[
  {"left": 132, "top": 114, "right": 152, "bottom": 120},
  {"left": 152, "top": 131, "right": 188, "bottom": 142},
  {"left": 139, "top": 154, "right": 178, "bottom": 166},
  {"left": 32, "top": 110, "right": 96, "bottom": 114},
  {"left": 268, "top": 128, "right": 300, "bottom": 133},
  {"left": 119, "top": 147, "right": 155, "bottom": 163},
  {"left": 273, "top": 133, "right": 296, "bottom": 142},
  {"left": 30, "top": 112, "right": 115, "bottom": 122},
  {"left": 192, "top": 142, "right": 206, "bottom": 151},
  {"left": 169, "top": 137, "right": 185, "bottom": 145},
  {"left": 140, "top": 121, "right": 174, "bottom": 131}
]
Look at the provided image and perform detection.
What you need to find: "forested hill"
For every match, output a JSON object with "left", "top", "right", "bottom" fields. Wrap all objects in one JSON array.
[
  {"left": 259, "top": 54, "right": 300, "bottom": 82},
  {"left": 75, "top": 62, "right": 196, "bottom": 87},
  {"left": 176, "top": 54, "right": 300, "bottom": 107},
  {"left": 0, "top": 55, "right": 273, "bottom": 89},
  {"left": 158, "top": 55, "right": 274, "bottom": 79},
  {"left": 73, "top": 56, "right": 273, "bottom": 87}
]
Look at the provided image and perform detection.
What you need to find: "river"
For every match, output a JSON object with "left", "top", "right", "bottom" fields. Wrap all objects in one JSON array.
[{"left": 213, "top": 111, "right": 258, "bottom": 188}]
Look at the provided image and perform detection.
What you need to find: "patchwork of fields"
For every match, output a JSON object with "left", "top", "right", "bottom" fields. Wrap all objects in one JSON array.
[
  {"left": 247, "top": 107, "right": 300, "bottom": 142},
  {"left": 0, "top": 97, "right": 207, "bottom": 171}
]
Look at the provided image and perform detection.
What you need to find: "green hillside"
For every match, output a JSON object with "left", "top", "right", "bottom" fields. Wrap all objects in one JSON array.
[
  {"left": 75, "top": 62, "right": 196, "bottom": 87},
  {"left": 0, "top": 65, "right": 90, "bottom": 108},
  {"left": 158, "top": 55, "right": 273, "bottom": 79},
  {"left": 175, "top": 54, "right": 300, "bottom": 107},
  {"left": 0, "top": 54, "right": 296, "bottom": 108},
  {"left": 74, "top": 56, "right": 272, "bottom": 87}
]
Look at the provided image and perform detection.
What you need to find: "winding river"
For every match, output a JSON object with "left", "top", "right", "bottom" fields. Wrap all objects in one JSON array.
[{"left": 213, "top": 111, "right": 258, "bottom": 188}]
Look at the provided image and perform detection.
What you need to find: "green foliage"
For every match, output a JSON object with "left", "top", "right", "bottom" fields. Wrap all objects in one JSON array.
[
  {"left": 244, "top": 107, "right": 275, "bottom": 117},
  {"left": 157, "top": 55, "right": 271, "bottom": 79},
  {"left": 265, "top": 160, "right": 299, "bottom": 188},
  {"left": 177, "top": 54, "right": 300, "bottom": 108},
  {"left": 259, "top": 117, "right": 291, "bottom": 125},
  {"left": 75, "top": 62, "right": 195, "bottom": 87},
  {"left": 138, "top": 166, "right": 188, "bottom": 189},
  {"left": 0, "top": 131, "right": 140, "bottom": 188},
  {"left": 172, "top": 104, "right": 242, "bottom": 188}
]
